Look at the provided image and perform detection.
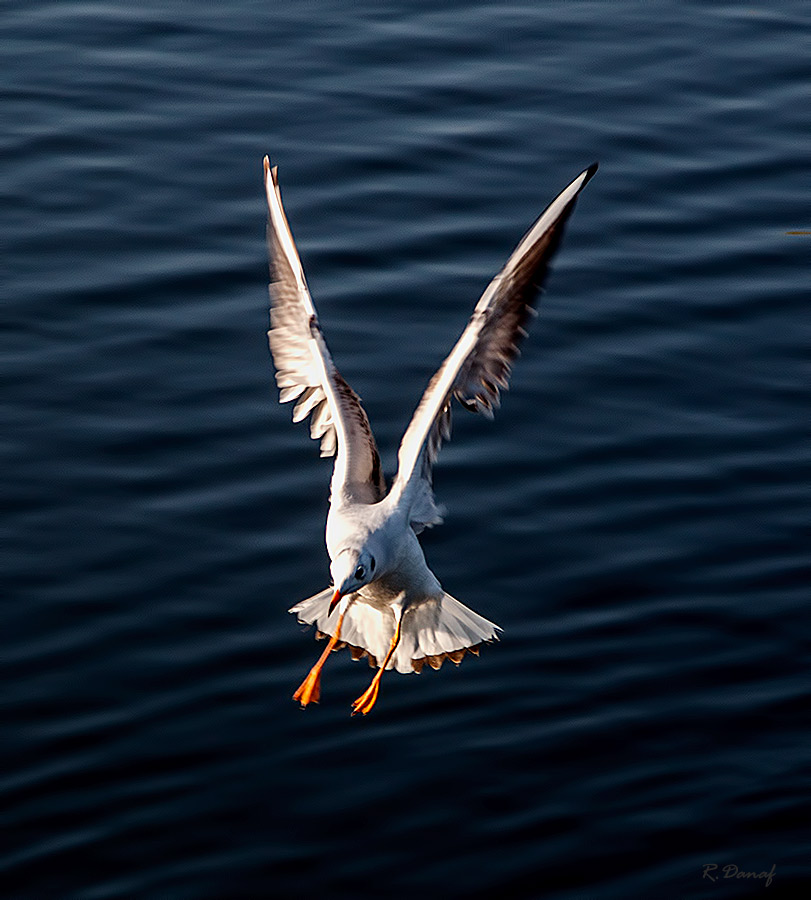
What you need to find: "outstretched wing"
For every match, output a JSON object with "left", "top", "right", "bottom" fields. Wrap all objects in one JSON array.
[
  {"left": 389, "top": 163, "right": 597, "bottom": 531},
  {"left": 264, "top": 158, "right": 385, "bottom": 503}
]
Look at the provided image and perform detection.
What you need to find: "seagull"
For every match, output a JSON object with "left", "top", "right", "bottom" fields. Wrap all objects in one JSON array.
[{"left": 264, "top": 156, "right": 596, "bottom": 714}]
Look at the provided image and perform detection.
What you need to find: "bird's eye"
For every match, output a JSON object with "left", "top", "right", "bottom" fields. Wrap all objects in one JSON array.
[{"left": 354, "top": 565, "right": 365, "bottom": 580}]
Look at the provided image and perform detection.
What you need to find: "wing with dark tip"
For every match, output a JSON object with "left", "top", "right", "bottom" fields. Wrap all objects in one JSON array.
[
  {"left": 264, "top": 158, "right": 385, "bottom": 502},
  {"left": 390, "top": 163, "right": 597, "bottom": 531}
]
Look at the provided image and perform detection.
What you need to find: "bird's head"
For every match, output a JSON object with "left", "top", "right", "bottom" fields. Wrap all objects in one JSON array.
[{"left": 328, "top": 547, "right": 378, "bottom": 613}]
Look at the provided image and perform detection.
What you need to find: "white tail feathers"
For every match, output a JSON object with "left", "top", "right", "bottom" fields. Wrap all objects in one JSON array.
[{"left": 289, "top": 588, "right": 501, "bottom": 674}]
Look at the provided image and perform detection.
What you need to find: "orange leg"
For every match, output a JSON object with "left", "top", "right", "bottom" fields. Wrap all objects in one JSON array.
[
  {"left": 293, "top": 607, "right": 346, "bottom": 707},
  {"left": 351, "top": 613, "right": 402, "bottom": 716}
]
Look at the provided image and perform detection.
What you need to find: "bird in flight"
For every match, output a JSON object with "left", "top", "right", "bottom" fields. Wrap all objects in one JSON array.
[{"left": 264, "top": 156, "right": 596, "bottom": 714}]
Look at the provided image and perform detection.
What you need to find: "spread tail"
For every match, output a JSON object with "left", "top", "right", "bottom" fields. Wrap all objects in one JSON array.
[{"left": 289, "top": 588, "right": 500, "bottom": 674}]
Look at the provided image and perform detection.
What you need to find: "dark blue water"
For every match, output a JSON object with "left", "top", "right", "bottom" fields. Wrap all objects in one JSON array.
[{"left": 4, "top": 2, "right": 810, "bottom": 897}]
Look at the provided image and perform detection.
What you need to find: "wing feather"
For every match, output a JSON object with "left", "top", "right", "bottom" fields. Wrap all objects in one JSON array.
[
  {"left": 264, "top": 158, "right": 386, "bottom": 502},
  {"left": 390, "top": 163, "right": 597, "bottom": 530}
]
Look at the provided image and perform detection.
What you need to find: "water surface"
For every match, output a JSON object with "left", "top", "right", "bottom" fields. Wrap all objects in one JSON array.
[{"left": 4, "top": 1, "right": 810, "bottom": 897}]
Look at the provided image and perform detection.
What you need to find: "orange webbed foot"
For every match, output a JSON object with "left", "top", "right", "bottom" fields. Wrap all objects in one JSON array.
[
  {"left": 292, "top": 604, "right": 347, "bottom": 708},
  {"left": 351, "top": 610, "right": 401, "bottom": 716},
  {"left": 351, "top": 678, "right": 381, "bottom": 716},
  {"left": 293, "top": 668, "right": 321, "bottom": 707}
]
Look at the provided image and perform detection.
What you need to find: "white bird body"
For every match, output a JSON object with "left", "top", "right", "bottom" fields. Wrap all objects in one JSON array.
[{"left": 263, "top": 156, "right": 596, "bottom": 712}]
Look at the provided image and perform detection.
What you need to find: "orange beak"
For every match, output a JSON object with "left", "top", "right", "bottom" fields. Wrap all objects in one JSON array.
[{"left": 328, "top": 589, "right": 342, "bottom": 615}]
